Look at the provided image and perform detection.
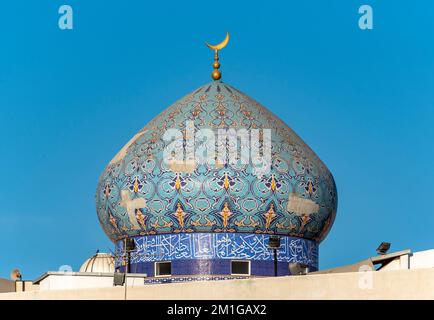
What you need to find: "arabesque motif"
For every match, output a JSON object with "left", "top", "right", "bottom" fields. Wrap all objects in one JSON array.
[{"left": 96, "top": 81, "right": 337, "bottom": 243}]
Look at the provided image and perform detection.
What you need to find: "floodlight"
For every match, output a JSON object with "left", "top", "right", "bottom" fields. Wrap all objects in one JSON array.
[{"left": 376, "top": 242, "right": 391, "bottom": 255}]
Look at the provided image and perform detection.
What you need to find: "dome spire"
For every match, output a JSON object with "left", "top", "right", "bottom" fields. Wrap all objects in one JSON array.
[{"left": 205, "top": 32, "right": 229, "bottom": 81}]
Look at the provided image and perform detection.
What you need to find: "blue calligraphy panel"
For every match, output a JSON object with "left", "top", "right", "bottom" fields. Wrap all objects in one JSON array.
[{"left": 116, "top": 233, "right": 318, "bottom": 269}]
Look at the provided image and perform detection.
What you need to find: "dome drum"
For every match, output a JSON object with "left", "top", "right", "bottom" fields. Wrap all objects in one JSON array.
[{"left": 114, "top": 233, "right": 318, "bottom": 282}]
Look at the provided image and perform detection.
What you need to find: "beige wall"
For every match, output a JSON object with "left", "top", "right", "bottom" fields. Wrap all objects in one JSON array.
[
  {"left": 0, "top": 279, "right": 15, "bottom": 293},
  {"left": 1, "top": 268, "right": 434, "bottom": 300},
  {"left": 380, "top": 249, "right": 434, "bottom": 271},
  {"left": 15, "top": 281, "right": 38, "bottom": 293},
  {"left": 38, "top": 274, "right": 146, "bottom": 291},
  {"left": 410, "top": 249, "right": 434, "bottom": 269}
]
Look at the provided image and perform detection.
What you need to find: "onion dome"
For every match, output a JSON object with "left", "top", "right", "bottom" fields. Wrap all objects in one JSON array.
[{"left": 95, "top": 79, "right": 337, "bottom": 243}]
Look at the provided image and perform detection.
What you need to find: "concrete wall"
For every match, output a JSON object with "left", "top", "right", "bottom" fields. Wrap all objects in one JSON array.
[
  {"left": 379, "top": 249, "right": 434, "bottom": 271},
  {"left": 380, "top": 255, "right": 410, "bottom": 271},
  {"left": 0, "top": 278, "right": 15, "bottom": 293},
  {"left": 410, "top": 249, "right": 434, "bottom": 269},
  {"left": 15, "top": 281, "right": 39, "bottom": 292},
  {"left": 38, "top": 274, "right": 146, "bottom": 291},
  {"left": 1, "top": 268, "right": 434, "bottom": 300}
]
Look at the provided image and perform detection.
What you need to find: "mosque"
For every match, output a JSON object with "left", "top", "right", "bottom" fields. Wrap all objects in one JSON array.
[
  {"left": 96, "top": 32, "right": 337, "bottom": 282},
  {"left": 1, "top": 34, "right": 434, "bottom": 299}
]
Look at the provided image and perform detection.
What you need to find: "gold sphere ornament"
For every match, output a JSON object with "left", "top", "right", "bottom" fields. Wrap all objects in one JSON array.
[
  {"left": 212, "top": 70, "right": 221, "bottom": 80},
  {"left": 205, "top": 32, "right": 229, "bottom": 81}
]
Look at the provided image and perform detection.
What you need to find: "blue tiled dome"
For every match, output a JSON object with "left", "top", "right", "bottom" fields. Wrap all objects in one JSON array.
[{"left": 96, "top": 81, "right": 337, "bottom": 244}]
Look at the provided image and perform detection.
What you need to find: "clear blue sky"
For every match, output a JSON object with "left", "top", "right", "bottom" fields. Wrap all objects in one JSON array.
[{"left": 0, "top": 0, "right": 433, "bottom": 279}]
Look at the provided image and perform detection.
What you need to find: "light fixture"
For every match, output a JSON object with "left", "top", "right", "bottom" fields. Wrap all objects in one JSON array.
[
  {"left": 113, "top": 272, "right": 125, "bottom": 286},
  {"left": 268, "top": 236, "right": 281, "bottom": 277},
  {"left": 376, "top": 242, "right": 391, "bottom": 255},
  {"left": 268, "top": 236, "right": 281, "bottom": 249},
  {"left": 124, "top": 238, "right": 136, "bottom": 252},
  {"left": 122, "top": 238, "right": 136, "bottom": 274}
]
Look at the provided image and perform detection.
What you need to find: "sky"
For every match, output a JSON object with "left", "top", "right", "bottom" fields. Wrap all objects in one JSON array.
[{"left": 0, "top": 0, "right": 433, "bottom": 279}]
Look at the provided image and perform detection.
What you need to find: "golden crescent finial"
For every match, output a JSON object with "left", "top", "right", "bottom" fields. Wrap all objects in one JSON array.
[
  {"left": 205, "top": 32, "right": 230, "bottom": 81},
  {"left": 205, "top": 32, "right": 230, "bottom": 51}
]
